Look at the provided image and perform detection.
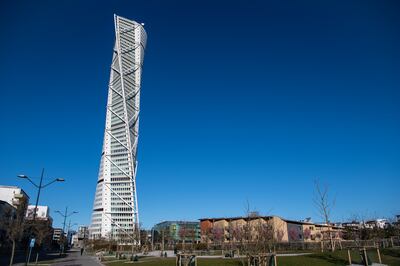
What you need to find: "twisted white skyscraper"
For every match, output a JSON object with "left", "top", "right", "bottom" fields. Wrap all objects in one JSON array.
[{"left": 90, "top": 15, "right": 147, "bottom": 243}]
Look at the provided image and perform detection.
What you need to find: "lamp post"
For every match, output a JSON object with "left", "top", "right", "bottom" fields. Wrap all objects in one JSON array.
[
  {"left": 17, "top": 168, "right": 65, "bottom": 221},
  {"left": 17, "top": 168, "right": 64, "bottom": 265},
  {"left": 55, "top": 207, "right": 78, "bottom": 255},
  {"left": 66, "top": 220, "right": 78, "bottom": 247},
  {"left": 67, "top": 220, "right": 78, "bottom": 234}
]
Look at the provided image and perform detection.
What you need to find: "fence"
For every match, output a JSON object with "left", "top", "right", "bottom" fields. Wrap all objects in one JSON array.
[{"left": 194, "top": 236, "right": 400, "bottom": 253}]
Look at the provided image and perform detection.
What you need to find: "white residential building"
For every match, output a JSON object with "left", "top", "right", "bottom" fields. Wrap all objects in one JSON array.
[
  {"left": 365, "top": 219, "right": 389, "bottom": 229},
  {"left": 53, "top": 228, "right": 63, "bottom": 241},
  {"left": 0, "top": 185, "right": 29, "bottom": 208},
  {"left": 26, "top": 205, "right": 51, "bottom": 219},
  {"left": 78, "top": 226, "right": 89, "bottom": 240},
  {"left": 71, "top": 233, "right": 79, "bottom": 247}
]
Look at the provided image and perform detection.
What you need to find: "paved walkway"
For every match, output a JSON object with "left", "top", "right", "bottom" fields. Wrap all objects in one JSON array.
[{"left": 49, "top": 250, "right": 102, "bottom": 266}]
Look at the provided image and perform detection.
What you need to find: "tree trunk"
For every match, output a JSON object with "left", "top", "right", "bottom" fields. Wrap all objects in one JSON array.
[
  {"left": 9, "top": 240, "right": 16, "bottom": 266},
  {"left": 329, "top": 231, "right": 335, "bottom": 252},
  {"left": 161, "top": 231, "right": 165, "bottom": 251}
]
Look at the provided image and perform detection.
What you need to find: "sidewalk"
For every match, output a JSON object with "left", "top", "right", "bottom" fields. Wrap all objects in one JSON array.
[{"left": 13, "top": 249, "right": 103, "bottom": 266}]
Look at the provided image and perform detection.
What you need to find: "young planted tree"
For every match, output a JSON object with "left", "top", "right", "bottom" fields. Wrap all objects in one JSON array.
[
  {"left": 276, "top": 229, "right": 284, "bottom": 242},
  {"left": 140, "top": 229, "right": 150, "bottom": 250},
  {"left": 28, "top": 220, "right": 53, "bottom": 258},
  {"left": 211, "top": 226, "right": 224, "bottom": 249},
  {"left": 227, "top": 221, "right": 235, "bottom": 252},
  {"left": 178, "top": 225, "right": 188, "bottom": 252},
  {"left": 303, "top": 228, "right": 312, "bottom": 240},
  {"left": 254, "top": 219, "right": 274, "bottom": 253},
  {"left": 2, "top": 197, "right": 28, "bottom": 266},
  {"left": 155, "top": 227, "right": 170, "bottom": 251},
  {"left": 187, "top": 227, "right": 197, "bottom": 251},
  {"left": 232, "top": 224, "right": 245, "bottom": 255},
  {"left": 288, "top": 227, "right": 300, "bottom": 241},
  {"left": 313, "top": 179, "right": 336, "bottom": 251},
  {"left": 203, "top": 227, "right": 213, "bottom": 250}
]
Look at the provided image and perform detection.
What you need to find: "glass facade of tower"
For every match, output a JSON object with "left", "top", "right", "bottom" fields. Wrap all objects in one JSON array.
[{"left": 89, "top": 15, "right": 146, "bottom": 243}]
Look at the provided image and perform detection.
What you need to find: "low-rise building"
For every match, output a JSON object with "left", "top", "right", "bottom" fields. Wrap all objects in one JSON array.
[
  {"left": 68, "top": 226, "right": 89, "bottom": 248},
  {"left": 71, "top": 233, "right": 79, "bottom": 247},
  {"left": 153, "top": 221, "right": 201, "bottom": 244},
  {"left": 77, "top": 226, "right": 89, "bottom": 240},
  {"left": 67, "top": 230, "right": 76, "bottom": 246},
  {"left": 199, "top": 215, "right": 343, "bottom": 244},
  {"left": 342, "top": 221, "right": 362, "bottom": 230},
  {"left": 364, "top": 219, "right": 389, "bottom": 229},
  {"left": 25, "top": 205, "right": 53, "bottom": 225},
  {"left": 53, "top": 228, "right": 63, "bottom": 242}
]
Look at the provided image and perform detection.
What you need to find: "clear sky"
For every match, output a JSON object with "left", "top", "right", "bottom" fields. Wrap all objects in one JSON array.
[{"left": 0, "top": 0, "right": 399, "bottom": 230}]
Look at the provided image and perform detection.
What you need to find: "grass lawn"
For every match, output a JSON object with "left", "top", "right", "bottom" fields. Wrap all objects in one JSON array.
[
  {"left": 104, "top": 248, "right": 400, "bottom": 266},
  {"left": 274, "top": 249, "right": 400, "bottom": 266}
]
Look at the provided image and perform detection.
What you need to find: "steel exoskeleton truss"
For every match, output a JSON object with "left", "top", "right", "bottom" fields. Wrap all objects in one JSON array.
[{"left": 90, "top": 15, "right": 147, "bottom": 244}]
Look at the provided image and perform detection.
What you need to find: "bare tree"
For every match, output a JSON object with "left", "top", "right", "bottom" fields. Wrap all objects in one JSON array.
[{"left": 313, "top": 179, "right": 336, "bottom": 251}]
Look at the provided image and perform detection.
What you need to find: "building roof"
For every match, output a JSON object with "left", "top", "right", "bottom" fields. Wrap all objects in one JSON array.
[
  {"left": 0, "top": 185, "right": 21, "bottom": 189},
  {"left": 199, "top": 215, "right": 343, "bottom": 228},
  {"left": 156, "top": 220, "right": 199, "bottom": 223},
  {"left": 199, "top": 215, "right": 275, "bottom": 222}
]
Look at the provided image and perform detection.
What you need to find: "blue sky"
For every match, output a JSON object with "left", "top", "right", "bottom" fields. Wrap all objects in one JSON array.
[{"left": 0, "top": 0, "right": 399, "bottom": 229}]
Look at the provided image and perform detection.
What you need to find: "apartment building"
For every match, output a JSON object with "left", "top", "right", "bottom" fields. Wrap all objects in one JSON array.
[
  {"left": 53, "top": 228, "right": 63, "bottom": 242},
  {"left": 0, "top": 185, "right": 29, "bottom": 208},
  {"left": 199, "top": 215, "right": 343, "bottom": 244}
]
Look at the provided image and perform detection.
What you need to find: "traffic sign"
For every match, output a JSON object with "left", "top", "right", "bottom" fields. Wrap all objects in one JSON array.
[{"left": 29, "top": 238, "right": 35, "bottom": 248}]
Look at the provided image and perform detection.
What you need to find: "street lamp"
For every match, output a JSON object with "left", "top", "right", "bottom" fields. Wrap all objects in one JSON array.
[
  {"left": 66, "top": 221, "right": 78, "bottom": 237},
  {"left": 55, "top": 207, "right": 78, "bottom": 254},
  {"left": 17, "top": 168, "right": 65, "bottom": 221},
  {"left": 66, "top": 221, "right": 78, "bottom": 247},
  {"left": 17, "top": 168, "right": 64, "bottom": 265},
  {"left": 67, "top": 221, "right": 78, "bottom": 232}
]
